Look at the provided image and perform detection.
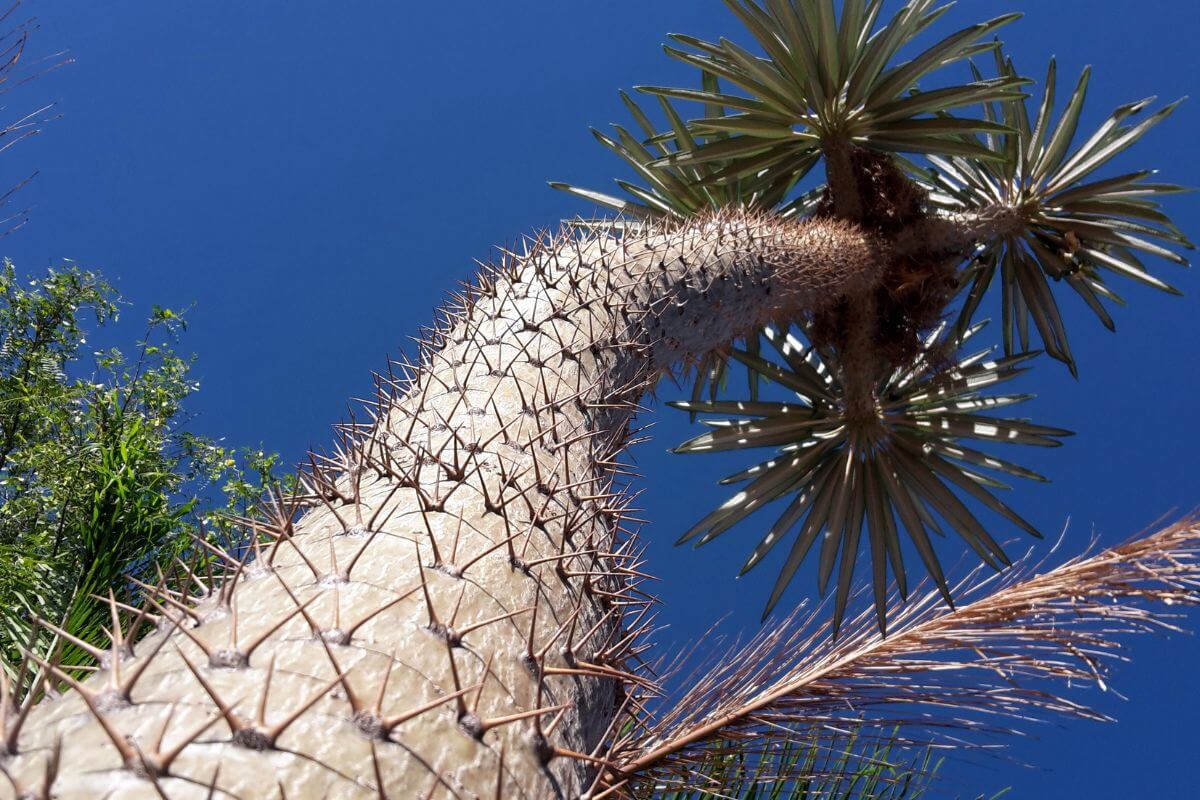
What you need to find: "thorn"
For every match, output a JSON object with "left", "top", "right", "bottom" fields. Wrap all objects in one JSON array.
[
  {"left": 32, "top": 616, "right": 107, "bottom": 664},
  {"left": 494, "top": 741, "right": 506, "bottom": 800},
  {"left": 378, "top": 683, "right": 479, "bottom": 738},
  {"left": 21, "top": 647, "right": 137, "bottom": 766},
  {"left": 370, "top": 740, "right": 390, "bottom": 799},
  {"left": 485, "top": 704, "right": 575, "bottom": 738},
  {"left": 456, "top": 606, "right": 535, "bottom": 641}
]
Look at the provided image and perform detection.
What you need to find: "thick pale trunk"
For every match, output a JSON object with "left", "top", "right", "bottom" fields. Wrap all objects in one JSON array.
[{"left": 1, "top": 212, "right": 880, "bottom": 799}]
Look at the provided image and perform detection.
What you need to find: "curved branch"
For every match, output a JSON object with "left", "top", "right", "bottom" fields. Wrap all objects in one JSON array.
[{"left": 896, "top": 206, "right": 1028, "bottom": 258}]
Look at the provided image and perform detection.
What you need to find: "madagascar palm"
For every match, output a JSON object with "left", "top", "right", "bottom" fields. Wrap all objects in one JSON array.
[{"left": 1, "top": 3, "right": 1195, "bottom": 799}]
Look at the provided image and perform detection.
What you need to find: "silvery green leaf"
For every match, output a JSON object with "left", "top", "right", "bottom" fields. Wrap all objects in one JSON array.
[{"left": 672, "top": 320, "right": 1065, "bottom": 633}]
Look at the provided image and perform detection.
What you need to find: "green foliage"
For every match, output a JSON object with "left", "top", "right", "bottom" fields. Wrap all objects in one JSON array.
[
  {"left": 645, "top": 726, "right": 1007, "bottom": 799},
  {"left": 639, "top": 1, "right": 1027, "bottom": 181},
  {"left": 551, "top": 75, "right": 820, "bottom": 220},
  {"left": 0, "top": 260, "right": 287, "bottom": 679}
]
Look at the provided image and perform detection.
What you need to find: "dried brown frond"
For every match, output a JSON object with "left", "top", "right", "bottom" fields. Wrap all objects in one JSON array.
[
  {"left": 602, "top": 515, "right": 1200, "bottom": 794},
  {"left": 0, "top": 2, "right": 72, "bottom": 234}
]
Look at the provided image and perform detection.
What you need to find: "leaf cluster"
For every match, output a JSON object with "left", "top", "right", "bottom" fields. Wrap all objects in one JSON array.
[
  {"left": 644, "top": 723, "right": 1005, "bottom": 799},
  {"left": 0, "top": 260, "right": 288, "bottom": 680}
]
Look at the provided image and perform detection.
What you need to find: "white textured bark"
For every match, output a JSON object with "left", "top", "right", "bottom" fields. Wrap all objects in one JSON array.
[{"left": 1, "top": 211, "right": 881, "bottom": 799}]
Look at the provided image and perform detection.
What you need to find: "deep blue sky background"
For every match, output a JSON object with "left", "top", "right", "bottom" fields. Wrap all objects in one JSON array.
[{"left": 4, "top": 2, "right": 1197, "bottom": 796}]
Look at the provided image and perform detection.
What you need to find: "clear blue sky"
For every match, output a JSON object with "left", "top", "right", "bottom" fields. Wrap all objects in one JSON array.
[{"left": 5, "top": 1, "right": 1197, "bottom": 796}]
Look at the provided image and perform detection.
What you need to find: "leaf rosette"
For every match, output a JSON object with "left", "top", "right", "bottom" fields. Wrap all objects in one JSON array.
[
  {"left": 924, "top": 51, "right": 1193, "bottom": 370},
  {"left": 670, "top": 321, "right": 1069, "bottom": 634}
]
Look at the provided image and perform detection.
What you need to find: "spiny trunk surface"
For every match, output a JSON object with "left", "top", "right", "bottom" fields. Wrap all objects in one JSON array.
[{"left": 1, "top": 212, "right": 879, "bottom": 799}]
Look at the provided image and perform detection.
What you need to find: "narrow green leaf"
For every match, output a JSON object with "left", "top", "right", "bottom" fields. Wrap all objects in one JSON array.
[
  {"left": 1026, "top": 57, "right": 1057, "bottom": 166},
  {"left": 720, "top": 0, "right": 813, "bottom": 91},
  {"left": 730, "top": 348, "right": 836, "bottom": 402},
  {"left": 1050, "top": 99, "right": 1184, "bottom": 193},
  {"left": 817, "top": 446, "right": 856, "bottom": 596},
  {"left": 871, "top": 117, "right": 1014, "bottom": 137},
  {"left": 619, "top": 90, "right": 664, "bottom": 144},
  {"left": 927, "top": 438, "right": 1049, "bottom": 481},
  {"left": 637, "top": 84, "right": 778, "bottom": 116},
  {"left": 890, "top": 441, "right": 1010, "bottom": 569},
  {"left": 761, "top": 0, "right": 827, "bottom": 110},
  {"left": 832, "top": 477, "right": 866, "bottom": 638},
  {"left": 1032, "top": 66, "right": 1091, "bottom": 186},
  {"left": 648, "top": 135, "right": 781, "bottom": 169},
  {"left": 762, "top": 458, "right": 841, "bottom": 619},
  {"left": 870, "top": 78, "right": 1028, "bottom": 123},
  {"left": 546, "top": 182, "right": 647, "bottom": 216},
  {"left": 866, "top": 14, "right": 1021, "bottom": 109},
  {"left": 846, "top": 1, "right": 928, "bottom": 108},
  {"left": 811, "top": 0, "right": 841, "bottom": 98},
  {"left": 927, "top": 453, "right": 1042, "bottom": 539},
  {"left": 877, "top": 451, "right": 953, "bottom": 608},
  {"left": 741, "top": 459, "right": 830, "bottom": 575},
  {"left": 1080, "top": 246, "right": 1182, "bottom": 294},
  {"left": 863, "top": 460, "right": 892, "bottom": 634},
  {"left": 1066, "top": 271, "right": 1116, "bottom": 331},
  {"left": 691, "top": 114, "right": 801, "bottom": 139},
  {"left": 861, "top": 135, "right": 1012, "bottom": 161}
]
